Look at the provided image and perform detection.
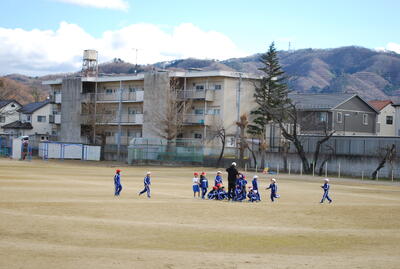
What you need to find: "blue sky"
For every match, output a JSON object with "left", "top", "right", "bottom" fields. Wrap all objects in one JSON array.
[{"left": 0, "top": 0, "right": 399, "bottom": 75}]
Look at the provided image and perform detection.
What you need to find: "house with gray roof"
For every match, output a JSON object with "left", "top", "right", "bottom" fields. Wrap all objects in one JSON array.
[
  {"left": 289, "top": 93, "right": 379, "bottom": 136},
  {"left": 2, "top": 100, "right": 54, "bottom": 143},
  {"left": 0, "top": 100, "right": 22, "bottom": 134}
]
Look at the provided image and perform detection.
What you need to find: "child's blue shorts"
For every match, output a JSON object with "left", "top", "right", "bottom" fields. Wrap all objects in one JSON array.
[{"left": 193, "top": 185, "right": 200, "bottom": 192}]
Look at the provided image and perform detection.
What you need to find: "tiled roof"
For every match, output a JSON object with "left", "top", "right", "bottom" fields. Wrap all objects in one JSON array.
[
  {"left": 0, "top": 99, "right": 21, "bottom": 109},
  {"left": 1, "top": 120, "right": 33, "bottom": 129},
  {"left": 369, "top": 100, "right": 393, "bottom": 111},
  {"left": 19, "top": 100, "right": 50, "bottom": 114},
  {"left": 289, "top": 93, "right": 355, "bottom": 110}
]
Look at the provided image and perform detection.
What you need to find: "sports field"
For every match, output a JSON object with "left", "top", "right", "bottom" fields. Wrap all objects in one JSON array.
[{"left": 0, "top": 159, "right": 399, "bottom": 269}]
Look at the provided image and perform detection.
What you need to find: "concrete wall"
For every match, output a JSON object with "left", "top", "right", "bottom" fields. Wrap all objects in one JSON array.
[
  {"left": 142, "top": 72, "right": 169, "bottom": 139},
  {"left": 377, "top": 105, "right": 395, "bottom": 136},
  {"left": 60, "top": 78, "right": 82, "bottom": 143}
]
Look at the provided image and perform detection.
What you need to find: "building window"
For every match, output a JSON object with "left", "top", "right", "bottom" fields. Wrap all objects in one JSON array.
[
  {"left": 337, "top": 112, "right": 342, "bottom": 123},
  {"left": 194, "top": 109, "right": 204, "bottom": 115},
  {"left": 207, "top": 108, "right": 220, "bottom": 115},
  {"left": 195, "top": 85, "right": 204, "bottom": 91},
  {"left": 363, "top": 114, "right": 368, "bottom": 125},
  {"left": 105, "top": 89, "right": 113, "bottom": 94},
  {"left": 214, "top": 84, "right": 222, "bottom": 90},
  {"left": 37, "top": 116, "right": 46, "bottom": 122},
  {"left": 128, "top": 108, "right": 137, "bottom": 114},
  {"left": 0, "top": 116, "right": 5, "bottom": 123},
  {"left": 194, "top": 133, "right": 202, "bottom": 139},
  {"left": 26, "top": 115, "right": 31, "bottom": 122},
  {"left": 317, "top": 112, "right": 327, "bottom": 122},
  {"left": 386, "top": 116, "right": 393, "bottom": 125}
]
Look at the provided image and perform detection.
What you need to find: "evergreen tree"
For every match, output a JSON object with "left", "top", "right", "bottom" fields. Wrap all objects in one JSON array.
[{"left": 248, "top": 42, "right": 291, "bottom": 137}]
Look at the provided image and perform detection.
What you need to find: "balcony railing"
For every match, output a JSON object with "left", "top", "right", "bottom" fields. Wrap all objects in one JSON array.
[
  {"left": 178, "top": 90, "right": 214, "bottom": 101},
  {"left": 183, "top": 114, "right": 216, "bottom": 125},
  {"left": 82, "top": 91, "right": 144, "bottom": 103},
  {"left": 81, "top": 113, "right": 143, "bottom": 125},
  {"left": 106, "top": 136, "right": 139, "bottom": 145}
]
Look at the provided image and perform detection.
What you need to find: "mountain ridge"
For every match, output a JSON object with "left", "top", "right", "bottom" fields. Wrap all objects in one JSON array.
[{"left": 2, "top": 46, "right": 400, "bottom": 103}]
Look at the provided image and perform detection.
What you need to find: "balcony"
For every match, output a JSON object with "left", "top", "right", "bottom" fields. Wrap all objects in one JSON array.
[
  {"left": 183, "top": 114, "right": 215, "bottom": 125},
  {"left": 81, "top": 113, "right": 143, "bottom": 125},
  {"left": 82, "top": 91, "right": 144, "bottom": 103},
  {"left": 178, "top": 90, "right": 214, "bottom": 101},
  {"left": 55, "top": 114, "right": 61, "bottom": 124}
]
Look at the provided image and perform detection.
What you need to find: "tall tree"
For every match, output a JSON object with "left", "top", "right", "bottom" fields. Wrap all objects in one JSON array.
[{"left": 248, "top": 42, "right": 291, "bottom": 168}]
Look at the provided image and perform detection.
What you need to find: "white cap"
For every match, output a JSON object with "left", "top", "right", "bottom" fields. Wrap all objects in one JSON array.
[
  {"left": 217, "top": 171, "right": 222, "bottom": 174},
  {"left": 324, "top": 178, "right": 329, "bottom": 182},
  {"left": 147, "top": 171, "right": 151, "bottom": 175},
  {"left": 253, "top": 175, "right": 258, "bottom": 179},
  {"left": 232, "top": 162, "right": 237, "bottom": 166},
  {"left": 271, "top": 178, "right": 276, "bottom": 182}
]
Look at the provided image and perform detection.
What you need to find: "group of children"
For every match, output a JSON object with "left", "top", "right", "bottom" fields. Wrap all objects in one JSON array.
[
  {"left": 113, "top": 169, "right": 333, "bottom": 204},
  {"left": 192, "top": 171, "right": 282, "bottom": 203}
]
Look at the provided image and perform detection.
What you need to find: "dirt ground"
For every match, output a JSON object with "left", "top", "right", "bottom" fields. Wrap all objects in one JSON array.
[{"left": 0, "top": 159, "right": 399, "bottom": 269}]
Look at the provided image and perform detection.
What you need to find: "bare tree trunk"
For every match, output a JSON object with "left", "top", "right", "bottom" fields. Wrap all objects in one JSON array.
[
  {"left": 372, "top": 144, "right": 395, "bottom": 179},
  {"left": 293, "top": 139, "right": 311, "bottom": 173},
  {"left": 216, "top": 135, "right": 225, "bottom": 168}
]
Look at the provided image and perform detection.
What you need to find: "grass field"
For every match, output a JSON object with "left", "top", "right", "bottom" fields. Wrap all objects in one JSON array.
[{"left": 0, "top": 159, "right": 399, "bottom": 269}]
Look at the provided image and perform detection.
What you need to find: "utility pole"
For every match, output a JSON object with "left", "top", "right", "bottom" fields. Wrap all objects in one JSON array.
[
  {"left": 116, "top": 80, "right": 123, "bottom": 161},
  {"left": 235, "top": 73, "right": 242, "bottom": 158},
  {"left": 132, "top": 48, "right": 139, "bottom": 74}
]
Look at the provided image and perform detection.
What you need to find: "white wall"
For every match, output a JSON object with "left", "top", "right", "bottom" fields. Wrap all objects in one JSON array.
[
  {"left": 0, "top": 102, "right": 21, "bottom": 132},
  {"left": 24, "top": 103, "right": 54, "bottom": 136},
  {"left": 377, "top": 104, "right": 395, "bottom": 136}
]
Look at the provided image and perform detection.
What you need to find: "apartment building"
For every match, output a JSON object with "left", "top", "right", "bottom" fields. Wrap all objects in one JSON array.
[{"left": 43, "top": 70, "right": 260, "bottom": 159}]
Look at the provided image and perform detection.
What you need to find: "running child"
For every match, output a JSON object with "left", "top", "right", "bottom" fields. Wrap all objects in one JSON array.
[
  {"left": 139, "top": 171, "right": 151, "bottom": 198},
  {"left": 199, "top": 172, "right": 208, "bottom": 199},
  {"left": 192, "top": 172, "right": 200, "bottom": 198},
  {"left": 114, "top": 169, "right": 122, "bottom": 196},
  {"left": 266, "top": 178, "right": 279, "bottom": 202},
  {"left": 320, "top": 178, "right": 332, "bottom": 204}
]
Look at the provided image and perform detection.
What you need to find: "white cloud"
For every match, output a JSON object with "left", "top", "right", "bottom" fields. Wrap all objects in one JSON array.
[
  {"left": 376, "top": 42, "right": 400, "bottom": 54},
  {"left": 0, "top": 22, "right": 247, "bottom": 76},
  {"left": 53, "top": 0, "right": 129, "bottom": 11}
]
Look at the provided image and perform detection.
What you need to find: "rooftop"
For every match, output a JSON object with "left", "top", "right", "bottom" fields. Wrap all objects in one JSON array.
[
  {"left": 0, "top": 100, "right": 21, "bottom": 109},
  {"left": 1, "top": 120, "right": 33, "bottom": 130},
  {"left": 19, "top": 100, "right": 51, "bottom": 114},
  {"left": 289, "top": 93, "right": 356, "bottom": 110},
  {"left": 369, "top": 100, "right": 393, "bottom": 111}
]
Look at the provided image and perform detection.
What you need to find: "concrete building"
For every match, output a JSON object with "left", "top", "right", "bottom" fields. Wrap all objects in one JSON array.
[
  {"left": 0, "top": 100, "right": 22, "bottom": 134},
  {"left": 392, "top": 102, "right": 400, "bottom": 136},
  {"left": 369, "top": 100, "right": 395, "bottom": 136},
  {"left": 2, "top": 100, "right": 54, "bottom": 142},
  {"left": 43, "top": 71, "right": 260, "bottom": 159}
]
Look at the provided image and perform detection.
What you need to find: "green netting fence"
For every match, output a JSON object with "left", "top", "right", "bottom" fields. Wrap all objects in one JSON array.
[{"left": 128, "top": 138, "right": 204, "bottom": 164}]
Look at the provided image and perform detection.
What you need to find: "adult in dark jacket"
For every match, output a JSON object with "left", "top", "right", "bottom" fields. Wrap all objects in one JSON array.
[{"left": 226, "top": 162, "right": 239, "bottom": 199}]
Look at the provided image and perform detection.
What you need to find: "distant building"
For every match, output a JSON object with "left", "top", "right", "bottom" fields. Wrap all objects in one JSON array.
[
  {"left": 369, "top": 100, "right": 395, "bottom": 136},
  {"left": 43, "top": 71, "right": 260, "bottom": 160},
  {"left": 0, "top": 100, "right": 22, "bottom": 134},
  {"left": 290, "top": 93, "right": 379, "bottom": 136},
  {"left": 1, "top": 100, "right": 54, "bottom": 143},
  {"left": 392, "top": 102, "right": 400, "bottom": 136}
]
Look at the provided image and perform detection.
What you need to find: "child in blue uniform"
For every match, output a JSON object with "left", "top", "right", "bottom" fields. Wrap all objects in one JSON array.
[
  {"left": 320, "top": 178, "right": 332, "bottom": 203},
  {"left": 114, "top": 169, "right": 122, "bottom": 196},
  {"left": 200, "top": 172, "right": 208, "bottom": 199},
  {"left": 214, "top": 171, "right": 223, "bottom": 186},
  {"left": 139, "top": 171, "right": 151, "bottom": 198},
  {"left": 252, "top": 175, "right": 261, "bottom": 201},
  {"left": 266, "top": 178, "right": 279, "bottom": 202},
  {"left": 207, "top": 186, "right": 218, "bottom": 200},
  {"left": 192, "top": 172, "right": 200, "bottom": 198}
]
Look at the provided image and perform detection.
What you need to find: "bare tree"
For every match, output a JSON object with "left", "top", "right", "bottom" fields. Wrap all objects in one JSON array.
[
  {"left": 268, "top": 104, "right": 335, "bottom": 174},
  {"left": 318, "top": 144, "right": 335, "bottom": 176},
  {"left": 153, "top": 77, "right": 192, "bottom": 152},
  {"left": 208, "top": 120, "right": 226, "bottom": 168},
  {"left": 30, "top": 87, "right": 42, "bottom": 102},
  {"left": 236, "top": 113, "right": 249, "bottom": 168},
  {"left": 372, "top": 144, "right": 396, "bottom": 179}
]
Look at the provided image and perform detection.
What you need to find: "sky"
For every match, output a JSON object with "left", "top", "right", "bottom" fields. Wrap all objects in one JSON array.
[{"left": 0, "top": 0, "right": 399, "bottom": 76}]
